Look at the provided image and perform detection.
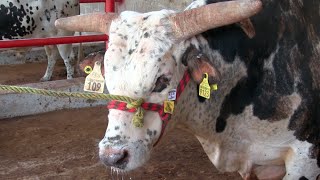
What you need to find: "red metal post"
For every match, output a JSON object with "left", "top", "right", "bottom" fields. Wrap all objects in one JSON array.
[
  {"left": 80, "top": 0, "right": 106, "bottom": 3},
  {"left": 80, "top": 0, "right": 120, "bottom": 3},
  {"left": 105, "top": 0, "right": 115, "bottom": 12},
  {"left": 0, "top": 35, "right": 108, "bottom": 49}
]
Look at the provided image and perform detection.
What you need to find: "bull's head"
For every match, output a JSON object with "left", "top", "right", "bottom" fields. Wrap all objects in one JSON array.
[{"left": 55, "top": 0, "right": 262, "bottom": 171}]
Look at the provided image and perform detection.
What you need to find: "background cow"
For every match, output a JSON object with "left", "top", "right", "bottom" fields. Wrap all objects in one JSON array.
[
  {"left": 56, "top": 0, "right": 320, "bottom": 179},
  {"left": 0, "top": 0, "right": 79, "bottom": 81}
]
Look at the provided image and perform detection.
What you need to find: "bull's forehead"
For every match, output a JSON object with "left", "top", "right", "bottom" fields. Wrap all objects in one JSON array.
[{"left": 104, "top": 10, "right": 180, "bottom": 99}]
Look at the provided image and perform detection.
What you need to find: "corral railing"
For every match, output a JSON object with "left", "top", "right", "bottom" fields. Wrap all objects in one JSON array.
[{"left": 0, "top": 0, "right": 119, "bottom": 49}]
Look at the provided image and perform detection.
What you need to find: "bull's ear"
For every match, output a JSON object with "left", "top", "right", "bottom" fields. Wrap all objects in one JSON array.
[
  {"left": 182, "top": 46, "right": 220, "bottom": 84},
  {"left": 78, "top": 51, "right": 105, "bottom": 77},
  {"left": 237, "top": 18, "right": 256, "bottom": 39}
]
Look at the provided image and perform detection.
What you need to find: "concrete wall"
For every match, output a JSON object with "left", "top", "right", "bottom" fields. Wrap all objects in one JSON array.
[
  {"left": 80, "top": 0, "right": 193, "bottom": 14},
  {"left": 0, "top": 78, "right": 106, "bottom": 119},
  {"left": 81, "top": 2, "right": 105, "bottom": 14},
  {"left": 116, "top": 0, "right": 193, "bottom": 12}
]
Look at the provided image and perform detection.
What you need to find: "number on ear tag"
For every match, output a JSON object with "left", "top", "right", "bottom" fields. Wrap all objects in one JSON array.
[
  {"left": 164, "top": 100, "right": 175, "bottom": 114},
  {"left": 168, "top": 89, "right": 177, "bottom": 101},
  {"left": 199, "top": 73, "right": 211, "bottom": 99},
  {"left": 84, "top": 61, "right": 105, "bottom": 94}
]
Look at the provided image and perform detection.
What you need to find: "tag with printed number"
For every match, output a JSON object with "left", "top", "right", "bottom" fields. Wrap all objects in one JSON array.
[
  {"left": 168, "top": 89, "right": 177, "bottom": 101},
  {"left": 164, "top": 100, "right": 175, "bottom": 114},
  {"left": 199, "top": 73, "right": 211, "bottom": 99},
  {"left": 84, "top": 61, "right": 105, "bottom": 94}
]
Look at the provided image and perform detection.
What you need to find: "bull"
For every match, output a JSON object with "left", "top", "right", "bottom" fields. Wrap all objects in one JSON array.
[
  {"left": 0, "top": 0, "right": 79, "bottom": 81},
  {"left": 55, "top": 0, "right": 320, "bottom": 179}
]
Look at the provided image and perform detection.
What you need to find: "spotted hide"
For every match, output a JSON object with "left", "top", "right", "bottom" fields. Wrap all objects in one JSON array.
[
  {"left": 56, "top": 0, "right": 320, "bottom": 179},
  {"left": 0, "top": 0, "right": 79, "bottom": 81}
]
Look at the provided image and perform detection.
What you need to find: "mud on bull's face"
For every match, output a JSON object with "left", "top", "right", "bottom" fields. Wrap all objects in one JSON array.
[{"left": 98, "top": 10, "right": 186, "bottom": 171}]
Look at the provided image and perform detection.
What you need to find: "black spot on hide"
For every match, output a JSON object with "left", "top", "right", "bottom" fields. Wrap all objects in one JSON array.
[
  {"left": 216, "top": 117, "right": 227, "bottom": 132},
  {"left": 0, "top": 4, "right": 37, "bottom": 39},
  {"left": 299, "top": 176, "right": 308, "bottom": 180}
]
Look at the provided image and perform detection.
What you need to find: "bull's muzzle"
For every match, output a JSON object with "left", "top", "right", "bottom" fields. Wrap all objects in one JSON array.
[{"left": 99, "top": 147, "right": 129, "bottom": 169}]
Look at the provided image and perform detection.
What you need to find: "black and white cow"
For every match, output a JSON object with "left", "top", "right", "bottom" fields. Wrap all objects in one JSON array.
[
  {"left": 56, "top": 0, "right": 320, "bottom": 179},
  {"left": 0, "top": 0, "right": 79, "bottom": 81}
]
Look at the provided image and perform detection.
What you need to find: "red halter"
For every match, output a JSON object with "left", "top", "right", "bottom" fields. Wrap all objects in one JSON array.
[{"left": 107, "top": 70, "right": 191, "bottom": 146}]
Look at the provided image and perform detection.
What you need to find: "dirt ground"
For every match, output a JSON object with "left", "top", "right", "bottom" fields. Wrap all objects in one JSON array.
[
  {"left": 0, "top": 61, "right": 68, "bottom": 85},
  {"left": 0, "top": 106, "right": 242, "bottom": 180}
]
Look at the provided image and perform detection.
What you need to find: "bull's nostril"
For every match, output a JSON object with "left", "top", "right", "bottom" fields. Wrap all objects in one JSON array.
[
  {"left": 116, "top": 150, "right": 128, "bottom": 165},
  {"left": 101, "top": 148, "right": 129, "bottom": 169}
]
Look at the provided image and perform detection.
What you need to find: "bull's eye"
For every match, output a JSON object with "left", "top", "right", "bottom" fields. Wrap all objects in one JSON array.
[{"left": 152, "top": 75, "right": 170, "bottom": 92}]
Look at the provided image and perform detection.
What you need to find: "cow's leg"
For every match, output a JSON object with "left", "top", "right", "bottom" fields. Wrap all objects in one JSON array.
[
  {"left": 56, "top": 44, "right": 76, "bottom": 79},
  {"left": 41, "top": 45, "right": 60, "bottom": 81},
  {"left": 283, "top": 146, "right": 320, "bottom": 180}
]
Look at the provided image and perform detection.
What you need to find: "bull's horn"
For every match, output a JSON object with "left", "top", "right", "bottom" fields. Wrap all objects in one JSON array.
[
  {"left": 55, "top": 12, "right": 118, "bottom": 34},
  {"left": 169, "top": 0, "right": 262, "bottom": 41}
]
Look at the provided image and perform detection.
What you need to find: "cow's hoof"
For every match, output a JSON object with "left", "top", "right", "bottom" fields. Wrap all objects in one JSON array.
[
  {"left": 40, "top": 77, "right": 50, "bottom": 82},
  {"left": 66, "top": 76, "right": 74, "bottom": 80}
]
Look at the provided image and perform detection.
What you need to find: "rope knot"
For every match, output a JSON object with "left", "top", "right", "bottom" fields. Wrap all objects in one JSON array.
[
  {"left": 132, "top": 108, "right": 144, "bottom": 128},
  {"left": 126, "top": 98, "right": 144, "bottom": 109},
  {"left": 126, "top": 98, "right": 144, "bottom": 128}
]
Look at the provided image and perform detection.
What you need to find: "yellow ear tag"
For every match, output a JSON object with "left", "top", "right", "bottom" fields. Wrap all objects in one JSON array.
[
  {"left": 199, "top": 73, "right": 211, "bottom": 99},
  {"left": 84, "top": 66, "right": 93, "bottom": 75},
  {"left": 84, "top": 61, "right": 105, "bottom": 94},
  {"left": 210, "top": 84, "right": 218, "bottom": 91},
  {"left": 164, "top": 100, "right": 175, "bottom": 114}
]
